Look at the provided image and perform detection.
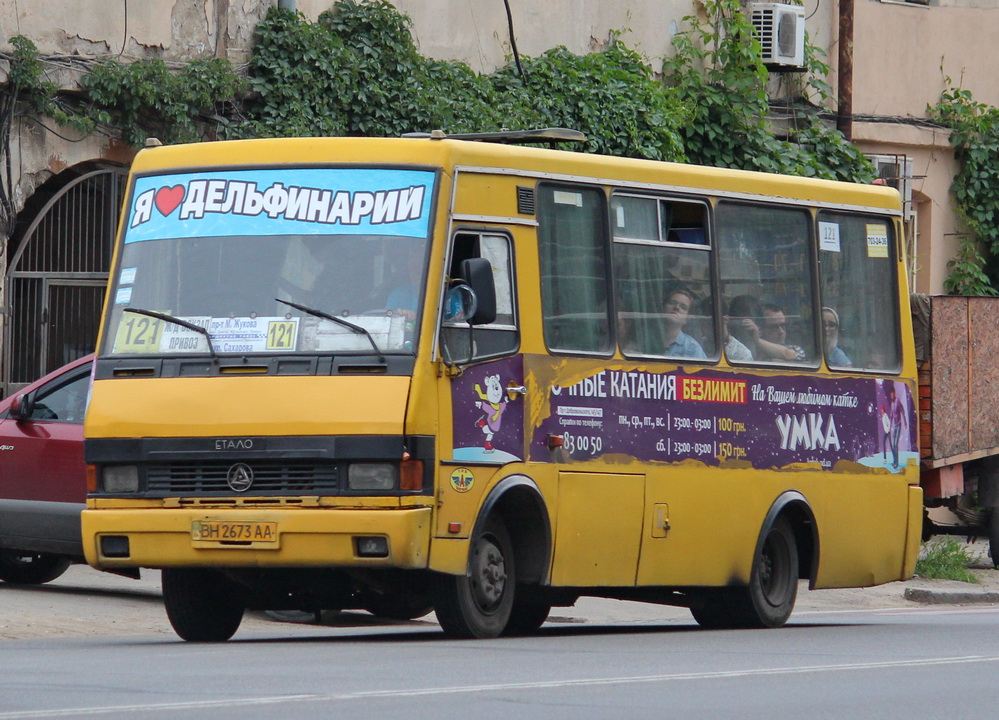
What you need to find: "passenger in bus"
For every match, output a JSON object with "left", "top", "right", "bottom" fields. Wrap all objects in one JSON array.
[
  {"left": 823, "top": 307, "right": 852, "bottom": 367},
  {"left": 760, "top": 303, "right": 807, "bottom": 362},
  {"left": 663, "top": 287, "right": 707, "bottom": 359},
  {"left": 721, "top": 298, "right": 753, "bottom": 361},
  {"left": 728, "top": 295, "right": 802, "bottom": 363},
  {"left": 727, "top": 294, "right": 764, "bottom": 357}
]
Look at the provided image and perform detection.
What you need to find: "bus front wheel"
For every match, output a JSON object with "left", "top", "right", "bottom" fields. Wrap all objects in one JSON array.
[
  {"left": 691, "top": 516, "right": 798, "bottom": 629},
  {"left": 502, "top": 591, "right": 552, "bottom": 635},
  {"left": 432, "top": 518, "right": 515, "bottom": 638},
  {"left": 162, "top": 568, "right": 245, "bottom": 642}
]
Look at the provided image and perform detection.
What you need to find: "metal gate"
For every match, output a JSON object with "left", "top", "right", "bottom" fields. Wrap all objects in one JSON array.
[{"left": 4, "top": 167, "right": 126, "bottom": 396}]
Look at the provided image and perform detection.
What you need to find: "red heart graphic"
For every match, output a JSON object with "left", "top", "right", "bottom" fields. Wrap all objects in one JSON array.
[{"left": 154, "top": 185, "right": 185, "bottom": 216}]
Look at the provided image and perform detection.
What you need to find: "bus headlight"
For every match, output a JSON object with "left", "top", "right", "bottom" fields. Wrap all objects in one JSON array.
[
  {"left": 103, "top": 465, "right": 139, "bottom": 493},
  {"left": 347, "top": 462, "right": 396, "bottom": 491}
]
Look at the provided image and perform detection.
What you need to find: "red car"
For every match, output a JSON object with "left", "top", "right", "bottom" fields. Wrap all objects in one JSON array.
[{"left": 0, "top": 354, "right": 93, "bottom": 584}]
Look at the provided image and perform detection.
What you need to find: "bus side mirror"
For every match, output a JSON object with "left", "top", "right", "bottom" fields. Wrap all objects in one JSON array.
[
  {"left": 9, "top": 392, "right": 33, "bottom": 422},
  {"left": 459, "top": 258, "right": 496, "bottom": 326}
]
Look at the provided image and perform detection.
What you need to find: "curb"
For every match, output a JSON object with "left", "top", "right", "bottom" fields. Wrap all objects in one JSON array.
[{"left": 904, "top": 587, "right": 999, "bottom": 604}]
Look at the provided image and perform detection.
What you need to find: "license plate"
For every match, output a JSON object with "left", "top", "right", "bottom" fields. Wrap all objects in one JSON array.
[{"left": 191, "top": 520, "right": 279, "bottom": 547}]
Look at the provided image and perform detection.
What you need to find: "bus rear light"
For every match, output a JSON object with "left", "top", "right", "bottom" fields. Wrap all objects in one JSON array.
[
  {"left": 86, "top": 465, "right": 98, "bottom": 493},
  {"left": 400, "top": 460, "right": 424, "bottom": 491}
]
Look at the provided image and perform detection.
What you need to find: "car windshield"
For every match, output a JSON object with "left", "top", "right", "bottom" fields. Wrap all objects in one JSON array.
[{"left": 103, "top": 166, "right": 436, "bottom": 357}]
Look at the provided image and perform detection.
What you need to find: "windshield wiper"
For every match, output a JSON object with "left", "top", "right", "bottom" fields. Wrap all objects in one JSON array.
[
  {"left": 124, "top": 307, "right": 218, "bottom": 362},
  {"left": 275, "top": 298, "right": 385, "bottom": 363}
]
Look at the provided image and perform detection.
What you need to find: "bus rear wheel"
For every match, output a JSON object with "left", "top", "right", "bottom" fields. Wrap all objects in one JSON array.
[
  {"left": 502, "top": 592, "right": 551, "bottom": 636},
  {"left": 691, "top": 516, "right": 798, "bottom": 629},
  {"left": 162, "top": 568, "right": 245, "bottom": 642},
  {"left": 432, "top": 518, "right": 515, "bottom": 638}
]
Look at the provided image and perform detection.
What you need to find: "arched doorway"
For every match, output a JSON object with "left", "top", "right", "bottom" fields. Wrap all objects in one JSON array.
[{"left": 3, "top": 166, "right": 126, "bottom": 395}]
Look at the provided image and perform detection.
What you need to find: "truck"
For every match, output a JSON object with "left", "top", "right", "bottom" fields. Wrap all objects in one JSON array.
[{"left": 913, "top": 293, "right": 999, "bottom": 564}]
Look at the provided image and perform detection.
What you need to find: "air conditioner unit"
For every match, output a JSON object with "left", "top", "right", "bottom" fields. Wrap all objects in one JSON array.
[
  {"left": 750, "top": 3, "right": 806, "bottom": 70},
  {"left": 867, "top": 154, "right": 914, "bottom": 220}
]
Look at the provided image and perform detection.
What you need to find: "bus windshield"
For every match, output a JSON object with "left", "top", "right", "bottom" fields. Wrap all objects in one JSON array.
[{"left": 103, "top": 165, "right": 436, "bottom": 357}]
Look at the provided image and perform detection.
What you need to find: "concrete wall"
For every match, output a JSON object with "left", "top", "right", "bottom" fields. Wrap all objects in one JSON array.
[
  {"left": 847, "top": 0, "right": 999, "bottom": 294},
  {"left": 300, "top": 0, "right": 691, "bottom": 73},
  {"left": 0, "top": 1, "right": 269, "bottom": 62},
  {"left": 852, "top": 1, "right": 999, "bottom": 115}
]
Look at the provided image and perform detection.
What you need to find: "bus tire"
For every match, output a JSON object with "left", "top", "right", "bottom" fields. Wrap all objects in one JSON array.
[
  {"left": 689, "top": 590, "right": 740, "bottom": 629},
  {"left": 691, "top": 516, "right": 798, "bottom": 629},
  {"left": 362, "top": 592, "right": 433, "bottom": 621},
  {"left": 0, "top": 550, "right": 71, "bottom": 585},
  {"left": 502, "top": 592, "right": 551, "bottom": 636},
  {"left": 162, "top": 568, "right": 245, "bottom": 642},
  {"left": 743, "top": 515, "right": 798, "bottom": 627},
  {"left": 432, "top": 517, "right": 515, "bottom": 638}
]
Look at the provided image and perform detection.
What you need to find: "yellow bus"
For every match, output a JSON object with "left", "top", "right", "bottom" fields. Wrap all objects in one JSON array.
[{"left": 81, "top": 130, "right": 922, "bottom": 641}]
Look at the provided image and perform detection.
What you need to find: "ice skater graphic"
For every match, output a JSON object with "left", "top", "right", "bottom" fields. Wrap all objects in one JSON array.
[
  {"left": 880, "top": 380, "right": 907, "bottom": 469},
  {"left": 474, "top": 374, "right": 508, "bottom": 453}
]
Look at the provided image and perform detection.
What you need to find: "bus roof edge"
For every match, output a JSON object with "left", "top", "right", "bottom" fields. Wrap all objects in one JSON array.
[{"left": 401, "top": 128, "right": 587, "bottom": 145}]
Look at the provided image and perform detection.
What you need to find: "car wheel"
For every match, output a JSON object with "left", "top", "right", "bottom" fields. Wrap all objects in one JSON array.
[{"left": 0, "top": 550, "right": 72, "bottom": 584}]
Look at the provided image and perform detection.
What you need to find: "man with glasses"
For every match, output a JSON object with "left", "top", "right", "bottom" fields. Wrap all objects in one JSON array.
[{"left": 760, "top": 303, "right": 806, "bottom": 362}]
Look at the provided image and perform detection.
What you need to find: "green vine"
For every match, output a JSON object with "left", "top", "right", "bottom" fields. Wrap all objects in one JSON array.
[
  {"left": 663, "top": 0, "right": 874, "bottom": 181},
  {"left": 237, "top": 4, "right": 688, "bottom": 161},
  {"left": 5, "top": 36, "right": 243, "bottom": 146},
  {"left": 83, "top": 57, "right": 244, "bottom": 146},
  {"left": 5, "top": 0, "right": 873, "bottom": 180},
  {"left": 930, "top": 86, "right": 999, "bottom": 295}
]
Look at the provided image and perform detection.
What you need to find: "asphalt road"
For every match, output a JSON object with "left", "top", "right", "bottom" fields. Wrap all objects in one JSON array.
[
  {"left": 3, "top": 563, "right": 999, "bottom": 719},
  {"left": 3, "top": 589, "right": 999, "bottom": 719}
]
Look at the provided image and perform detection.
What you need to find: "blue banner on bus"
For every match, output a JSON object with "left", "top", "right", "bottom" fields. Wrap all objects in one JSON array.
[{"left": 125, "top": 168, "right": 436, "bottom": 242}]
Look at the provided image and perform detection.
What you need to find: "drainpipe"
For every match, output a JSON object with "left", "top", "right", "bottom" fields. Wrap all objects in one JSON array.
[{"left": 837, "top": 0, "right": 854, "bottom": 140}]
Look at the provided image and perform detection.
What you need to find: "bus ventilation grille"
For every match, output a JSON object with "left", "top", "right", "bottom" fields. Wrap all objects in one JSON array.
[{"left": 146, "top": 462, "right": 339, "bottom": 496}]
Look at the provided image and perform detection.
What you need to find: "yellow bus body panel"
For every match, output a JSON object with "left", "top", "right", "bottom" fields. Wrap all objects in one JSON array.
[{"left": 86, "top": 375, "right": 409, "bottom": 438}]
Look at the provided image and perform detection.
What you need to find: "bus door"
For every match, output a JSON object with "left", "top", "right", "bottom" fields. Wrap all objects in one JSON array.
[
  {"left": 437, "top": 230, "right": 524, "bottom": 537},
  {"left": 524, "top": 356, "right": 645, "bottom": 587}
]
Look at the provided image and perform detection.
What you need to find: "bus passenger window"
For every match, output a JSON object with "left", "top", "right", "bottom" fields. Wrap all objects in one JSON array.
[
  {"left": 441, "top": 232, "right": 518, "bottom": 363},
  {"left": 716, "top": 202, "right": 816, "bottom": 366},
  {"left": 537, "top": 185, "right": 612, "bottom": 354},
  {"left": 818, "top": 213, "right": 900, "bottom": 372},
  {"left": 611, "top": 195, "right": 714, "bottom": 360}
]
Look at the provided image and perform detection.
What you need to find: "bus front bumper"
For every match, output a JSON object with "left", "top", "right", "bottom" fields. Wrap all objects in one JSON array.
[{"left": 81, "top": 506, "right": 432, "bottom": 570}]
